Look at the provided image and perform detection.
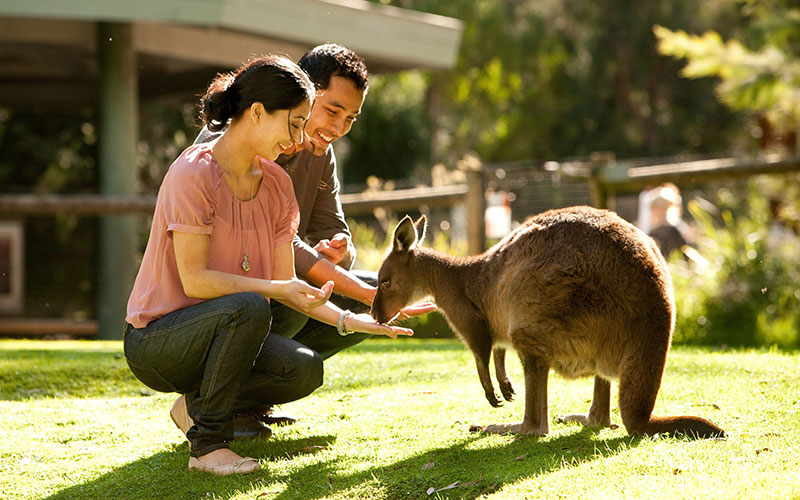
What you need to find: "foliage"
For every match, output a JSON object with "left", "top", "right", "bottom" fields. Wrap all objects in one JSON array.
[
  {"left": 0, "top": 108, "right": 97, "bottom": 194},
  {"left": 136, "top": 98, "right": 198, "bottom": 193},
  {"left": 655, "top": 0, "right": 800, "bottom": 133},
  {"left": 336, "top": 72, "right": 432, "bottom": 184},
  {"left": 2, "top": 339, "right": 800, "bottom": 499},
  {"left": 0, "top": 107, "right": 99, "bottom": 317},
  {"left": 0, "top": 98, "right": 196, "bottom": 319},
  {"left": 359, "top": 0, "right": 748, "bottom": 173},
  {"left": 671, "top": 175, "right": 800, "bottom": 348}
]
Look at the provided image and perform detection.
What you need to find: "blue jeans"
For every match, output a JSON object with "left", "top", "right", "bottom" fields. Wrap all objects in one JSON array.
[{"left": 123, "top": 292, "right": 322, "bottom": 457}]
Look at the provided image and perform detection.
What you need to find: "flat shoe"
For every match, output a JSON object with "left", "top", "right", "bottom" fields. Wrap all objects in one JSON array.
[
  {"left": 188, "top": 456, "right": 260, "bottom": 476},
  {"left": 245, "top": 406, "right": 297, "bottom": 427},
  {"left": 233, "top": 415, "right": 273, "bottom": 440},
  {"left": 259, "top": 406, "right": 297, "bottom": 427}
]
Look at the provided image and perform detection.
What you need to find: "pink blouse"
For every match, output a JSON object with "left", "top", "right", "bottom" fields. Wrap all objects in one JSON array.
[{"left": 126, "top": 143, "right": 299, "bottom": 328}]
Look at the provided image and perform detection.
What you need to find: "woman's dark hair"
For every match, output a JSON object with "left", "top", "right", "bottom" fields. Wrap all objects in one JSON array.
[
  {"left": 200, "top": 55, "right": 315, "bottom": 132},
  {"left": 298, "top": 44, "right": 369, "bottom": 92}
]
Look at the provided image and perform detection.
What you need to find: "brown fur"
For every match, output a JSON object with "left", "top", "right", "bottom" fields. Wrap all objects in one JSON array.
[{"left": 372, "top": 206, "right": 724, "bottom": 438}]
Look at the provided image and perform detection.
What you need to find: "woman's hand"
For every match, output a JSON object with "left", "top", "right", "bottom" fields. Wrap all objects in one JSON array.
[
  {"left": 345, "top": 312, "right": 414, "bottom": 339},
  {"left": 274, "top": 279, "right": 334, "bottom": 314}
]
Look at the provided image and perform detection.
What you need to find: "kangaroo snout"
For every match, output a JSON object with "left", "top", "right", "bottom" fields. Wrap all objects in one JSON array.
[{"left": 368, "top": 300, "right": 393, "bottom": 325}]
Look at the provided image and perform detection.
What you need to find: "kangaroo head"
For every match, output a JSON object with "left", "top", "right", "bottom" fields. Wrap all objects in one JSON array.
[{"left": 371, "top": 215, "right": 428, "bottom": 324}]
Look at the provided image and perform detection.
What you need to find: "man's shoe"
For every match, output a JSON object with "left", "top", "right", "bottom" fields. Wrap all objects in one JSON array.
[
  {"left": 233, "top": 414, "right": 273, "bottom": 440},
  {"left": 170, "top": 394, "right": 193, "bottom": 437},
  {"left": 254, "top": 406, "right": 297, "bottom": 427}
]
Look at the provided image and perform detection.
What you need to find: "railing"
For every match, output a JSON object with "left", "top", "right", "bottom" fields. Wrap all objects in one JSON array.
[{"left": 3, "top": 152, "right": 800, "bottom": 337}]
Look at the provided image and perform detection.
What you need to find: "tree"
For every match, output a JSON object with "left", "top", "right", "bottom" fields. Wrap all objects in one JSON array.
[
  {"left": 353, "top": 0, "right": 747, "bottom": 179},
  {"left": 655, "top": 0, "right": 800, "bottom": 140}
]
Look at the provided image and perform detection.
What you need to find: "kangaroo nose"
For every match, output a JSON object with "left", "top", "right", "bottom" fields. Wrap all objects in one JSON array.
[
  {"left": 370, "top": 300, "right": 389, "bottom": 323},
  {"left": 369, "top": 302, "right": 379, "bottom": 321}
]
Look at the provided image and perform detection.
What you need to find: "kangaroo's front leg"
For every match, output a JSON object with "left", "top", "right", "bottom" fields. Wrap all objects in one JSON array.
[
  {"left": 493, "top": 347, "right": 515, "bottom": 402},
  {"left": 483, "top": 353, "right": 550, "bottom": 435},
  {"left": 472, "top": 340, "right": 502, "bottom": 408},
  {"left": 468, "top": 346, "right": 503, "bottom": 408}
]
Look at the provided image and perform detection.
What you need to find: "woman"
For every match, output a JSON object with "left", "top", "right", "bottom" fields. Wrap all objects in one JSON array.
[{"left": 123, "top": 56, "right": 411, "bottom": 476}]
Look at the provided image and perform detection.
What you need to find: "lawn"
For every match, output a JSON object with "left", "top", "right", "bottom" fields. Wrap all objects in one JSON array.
[{"left": 1, "top": 338, "right": 798, "bottom": 500}]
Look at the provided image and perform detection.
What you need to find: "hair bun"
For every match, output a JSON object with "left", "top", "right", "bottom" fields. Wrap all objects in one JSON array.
[{"left": 201, "top": 73, "right": 237, "bottom": 132}]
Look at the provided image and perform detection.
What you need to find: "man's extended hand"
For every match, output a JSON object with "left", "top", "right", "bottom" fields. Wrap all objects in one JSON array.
[
  {"left": 314, "top": 233, "right": 352, "bottom": 266},
  {"left": 390, "top": 302, "right": 438, "bottom": 324}
]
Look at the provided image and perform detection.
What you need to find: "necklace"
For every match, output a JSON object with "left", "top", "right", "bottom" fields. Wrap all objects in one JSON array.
[
  {"left": 237, "top": 183, "right": 255, "bottom": 272},
  {"left": 218, "top": 136, "right": 257, "bottom": 272}
]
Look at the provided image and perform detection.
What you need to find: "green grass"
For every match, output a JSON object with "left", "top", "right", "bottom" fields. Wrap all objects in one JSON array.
[{"left": 1, "top": 339, "right": 799, "bottom": 500}]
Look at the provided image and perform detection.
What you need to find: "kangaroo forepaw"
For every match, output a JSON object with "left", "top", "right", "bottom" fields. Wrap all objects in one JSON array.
[
  {"left": 498, "top": 379, "right": 515, "bottom": 402},
  {"left": 485, "top": 391, "right": 503, "bottom": 408}
]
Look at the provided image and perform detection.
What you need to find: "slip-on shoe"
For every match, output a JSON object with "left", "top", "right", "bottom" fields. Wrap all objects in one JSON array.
[
  {"left": 232, "top": 414, "right": 273, "bottom": 440},
  {"left": 188, "top": 456, "right": 260, "bottom": 476},
  {"left": 255, "top": 406, "right": 297, "bottom": 427}
]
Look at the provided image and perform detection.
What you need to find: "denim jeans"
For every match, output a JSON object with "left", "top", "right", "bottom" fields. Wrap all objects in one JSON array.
[{"left": 123, "top": 292, "right": 322, "bottom": 457}]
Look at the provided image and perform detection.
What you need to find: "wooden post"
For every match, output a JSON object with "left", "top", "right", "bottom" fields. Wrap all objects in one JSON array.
[
  {"left": 460, "top": 154, "right": 486, "bottom": 255},
  {"left": 97, "top": 23, "right": 138, "bottom": 340},
  {"left": 589, "top": 152, "right": 615, "bottom": 209}
]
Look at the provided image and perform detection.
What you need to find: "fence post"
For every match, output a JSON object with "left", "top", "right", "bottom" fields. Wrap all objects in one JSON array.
[
  {"left": 460, "top": 154, "right": 486, "bottom": 255},
  {"left": 589, "top": 152, "right": 615, "bottom": 209}
]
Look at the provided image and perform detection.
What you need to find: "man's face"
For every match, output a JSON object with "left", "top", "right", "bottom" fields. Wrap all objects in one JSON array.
[{"left": 303, "top": 75, "right": 366, "bottom": 156}]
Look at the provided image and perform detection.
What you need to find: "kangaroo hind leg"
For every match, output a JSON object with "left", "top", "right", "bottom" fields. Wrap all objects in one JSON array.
[
  {"left": 483, "top": 352, "right": 550, "bottom": 435},
  {"left": 557, "top": 375, "right": 612, "bottom": 428},
  {"left": 618, "top": 340, "right": 725, "bottom": 439}
]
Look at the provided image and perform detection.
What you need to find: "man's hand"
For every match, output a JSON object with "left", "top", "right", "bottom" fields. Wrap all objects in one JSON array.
[
  {"left": 314, "top": 233, "right": 352, "bottom": 266},
  {"left": 388, "top": 302, "right": 438, "bottom": 324},
  {"left": 346, "top": 312, "right": 414, "bottom": 339}
]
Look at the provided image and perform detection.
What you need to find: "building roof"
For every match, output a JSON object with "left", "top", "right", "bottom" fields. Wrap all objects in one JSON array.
[{"left": 0, "top": 0, "right": 463, "bottom": 108}]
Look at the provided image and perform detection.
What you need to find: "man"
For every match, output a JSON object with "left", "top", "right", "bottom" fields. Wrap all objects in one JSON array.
[{"left": 190, "top": 44, "right": 435, "bottom": 438}]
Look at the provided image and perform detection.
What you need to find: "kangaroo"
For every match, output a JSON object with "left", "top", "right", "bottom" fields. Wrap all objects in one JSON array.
[{"left": 371, "top": 206, "right": 724, "bottom": 438}]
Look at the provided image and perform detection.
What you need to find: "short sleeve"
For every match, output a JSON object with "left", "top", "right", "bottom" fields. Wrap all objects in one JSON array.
[
  {"left": 275, "top": 199, "right": 300, "bottom": 246},
  {"left": 160, "top": 153, "right": 216, "bottom": 236}
]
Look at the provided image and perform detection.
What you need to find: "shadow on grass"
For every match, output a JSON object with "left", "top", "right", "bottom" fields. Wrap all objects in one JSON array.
[
  {"left": 267, "top": 427, "right": 636, "bottom": 500},
  {"left": 39, "top": 427, "right": 636, "bottom": 500},
  {"left": 39, "top": 434, "right": 338, "bottom": 500}
]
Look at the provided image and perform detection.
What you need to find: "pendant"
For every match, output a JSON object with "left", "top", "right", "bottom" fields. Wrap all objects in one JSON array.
[{"left": 241, "top": 253, "right": 251, "bottom": 272}]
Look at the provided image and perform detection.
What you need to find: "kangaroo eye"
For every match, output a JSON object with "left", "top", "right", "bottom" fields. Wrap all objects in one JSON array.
[{"left": 380, "top": 279, "right": 391, "bottom": 290}]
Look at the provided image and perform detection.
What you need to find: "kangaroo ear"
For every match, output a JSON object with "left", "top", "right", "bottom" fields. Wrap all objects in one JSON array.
[
  {"left": 413, "top": 215, "right": 427, "bottom": 244},
  {"left": 392, "top": 215, "right": 418, "bottom": 253}
]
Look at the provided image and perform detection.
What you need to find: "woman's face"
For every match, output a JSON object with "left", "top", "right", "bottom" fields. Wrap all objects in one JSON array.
[{"left": 255, "top": 99, "right": 312, "bottom": 161}]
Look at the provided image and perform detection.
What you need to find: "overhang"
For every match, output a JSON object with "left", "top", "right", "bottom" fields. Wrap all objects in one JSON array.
[{"left": 0, "top": 0, "right": 463, "bottom": 108}]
